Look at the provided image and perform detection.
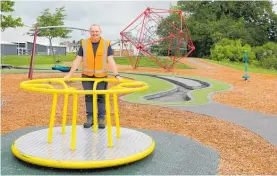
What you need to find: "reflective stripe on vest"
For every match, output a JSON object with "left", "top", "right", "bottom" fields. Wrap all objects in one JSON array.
[{"left": 83, "top": 39, "right": 107, "bottom": 73}]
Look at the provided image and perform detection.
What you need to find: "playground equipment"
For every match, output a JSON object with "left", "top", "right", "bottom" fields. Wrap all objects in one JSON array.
[
  {"left": 120, "top": 7, "right": 195, "bottom": 70},
  {"left": 11, "top": 78, "right": 155, "bottom": 169},
  {"left": 242, "top": 51, "right": 250, "bottom": 81},
  {"left": 51, "top": 65, "right": 72, "bottom": 72},
  {"left": 28, "top": 25, "right": 89, "bottom": 79}
]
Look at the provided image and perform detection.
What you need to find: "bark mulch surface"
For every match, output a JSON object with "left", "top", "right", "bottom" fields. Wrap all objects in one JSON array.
[
  {"left": 117, "top": 58, "right": 277, "bottom": 116},
  {"left": 1, "top": 72, "right": 277, "bottom": 174}
]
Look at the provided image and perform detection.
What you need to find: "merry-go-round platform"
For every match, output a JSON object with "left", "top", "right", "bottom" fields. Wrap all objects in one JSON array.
[
  {"left": 11, "top": 125, "right": 155, "bottom": 169},
  {"left": 11, "top": 77, "right": 155, "bottom": 169}
]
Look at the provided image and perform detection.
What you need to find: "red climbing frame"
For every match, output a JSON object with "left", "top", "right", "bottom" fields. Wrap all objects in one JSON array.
[{"left": 120, "top": 7, "right": 195, "bottom": 71}]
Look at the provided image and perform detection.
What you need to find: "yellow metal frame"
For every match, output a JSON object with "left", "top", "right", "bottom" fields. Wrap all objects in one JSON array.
[
  {"left": 11, "top": 137, "right": 155, "bottom": 169},
  {"left": 19, "top": 78, "right": 148, "bottom": 150}
]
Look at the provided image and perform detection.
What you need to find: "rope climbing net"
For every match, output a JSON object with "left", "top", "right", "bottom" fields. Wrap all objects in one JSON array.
[{"left": 120, "top": 7, "right": 195, "bottom": 70}]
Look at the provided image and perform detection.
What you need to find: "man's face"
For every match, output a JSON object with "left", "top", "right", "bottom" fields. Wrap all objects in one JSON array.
[{"left": 90, "top": 26, "right": 101, "bottom": 40}]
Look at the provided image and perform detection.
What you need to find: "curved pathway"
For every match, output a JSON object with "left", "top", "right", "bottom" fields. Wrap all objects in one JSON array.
[{"left": 120, "top": 72, "right": 277, "bottom": 147}]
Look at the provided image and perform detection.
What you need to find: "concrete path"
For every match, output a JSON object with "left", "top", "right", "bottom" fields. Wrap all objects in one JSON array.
[
  {"left": 121, "top": 72, "right": 277, "bottom": 148},
  {"left": 158, "top": 75, "right": 203, "bottom": 89},
  {"left": 172, "top": 102, "right": 277, "bottom": 147},
  {"left": 186, "top": 58, "right": 215, "bottom": 69}
]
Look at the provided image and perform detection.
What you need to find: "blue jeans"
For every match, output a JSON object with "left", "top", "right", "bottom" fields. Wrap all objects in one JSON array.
[{"left": 81, "top": 74, "right": 108, "bottom": 120}]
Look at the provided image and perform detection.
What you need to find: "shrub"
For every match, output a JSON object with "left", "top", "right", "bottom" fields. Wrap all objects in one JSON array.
[
  {"left": 210, "top": 38, "right": 255, "bottom": 63},
  {"left": 253, "top": 42, "right": 277, "bottom": 70}
]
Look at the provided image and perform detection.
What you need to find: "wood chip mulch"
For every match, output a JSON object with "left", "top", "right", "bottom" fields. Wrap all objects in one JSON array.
[{"left": 1, "top": 72, "right": 277, "bottom": 174}]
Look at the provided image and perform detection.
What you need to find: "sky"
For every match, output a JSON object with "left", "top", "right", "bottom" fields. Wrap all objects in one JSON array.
[
  {"left": 1, "top": 0, "right": 277, "bottom": 46},
  {"left": 1, "top": 1, "right": 177, "bottom": 45}
]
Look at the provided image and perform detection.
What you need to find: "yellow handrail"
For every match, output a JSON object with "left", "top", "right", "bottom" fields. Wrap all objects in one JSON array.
[
  {"left": 92, "top": 80, "right": 100, "bottom": 133},
  {"left": 20, "top": 77, "right": 148, "bottom": 150}
]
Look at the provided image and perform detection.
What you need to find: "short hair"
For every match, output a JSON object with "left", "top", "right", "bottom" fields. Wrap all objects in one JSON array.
[{"left": 90, "top": 24, "right": 101, "bottom": 32}]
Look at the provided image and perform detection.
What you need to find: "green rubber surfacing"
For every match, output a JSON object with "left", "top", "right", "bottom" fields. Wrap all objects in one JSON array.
[
  {"left": 119, "top": 72, "right": 232, "bottom": 106},
  {"left": 2, "top": 126, "right": 219, "bottom": 175}
]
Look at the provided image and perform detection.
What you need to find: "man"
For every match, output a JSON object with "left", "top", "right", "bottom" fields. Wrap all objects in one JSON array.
[{"left": 64, "top": 24, "right": 122, "bottom": 129}]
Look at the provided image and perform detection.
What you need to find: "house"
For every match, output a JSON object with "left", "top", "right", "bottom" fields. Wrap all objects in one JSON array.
[
  {"left": 0, "top": 41, "right": 18, "bottom": 55},
  {"left": 12, "top": 41, "right": 67, "bottom": 55},
  {"left": 0, "top": 40, "right": 67, "bottom": 56},
  {"left": 60, "top": 41, "right": 80, "bottom": 53},
  {"left": 110, "top": 39, "right": 133, "bottom": 57}
]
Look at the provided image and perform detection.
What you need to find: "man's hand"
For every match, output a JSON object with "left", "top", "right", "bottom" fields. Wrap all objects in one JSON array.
[
  {"left": 115, "top": 75, "right": 123, "bottom": 82},
  {"left": 63, "top": 55, "right": 82, "bottom": 81},
  {"left": 63, "top": 74, "right": 71, "bottom": 81}
]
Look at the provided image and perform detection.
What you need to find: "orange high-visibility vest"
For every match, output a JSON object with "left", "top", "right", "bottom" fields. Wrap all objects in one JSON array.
[{"left": 81, "top": 37, "right": 110, "bottom": 77}]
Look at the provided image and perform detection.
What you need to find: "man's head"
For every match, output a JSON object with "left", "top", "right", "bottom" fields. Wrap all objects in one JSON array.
[{"left": 89, "top": 24, "right": 101, "bottom": 41}]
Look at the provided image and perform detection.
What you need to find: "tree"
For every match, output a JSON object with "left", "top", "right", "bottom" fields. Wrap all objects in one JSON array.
[
  {"left": 28, "top": 7, "right": 71, "bottom": 61},
  {"left": 166, "top": 1, "right": 277, "bottom": 57},
  {"left": 0, "top": 0, "right": 24, "bottom": 31}
]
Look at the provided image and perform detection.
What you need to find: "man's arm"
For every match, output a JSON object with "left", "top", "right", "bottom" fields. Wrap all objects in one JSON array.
[
  {"left": 64, "top": 46, "right": 83, "bottom": 79},
  {"left": 108, "top": 55, "right": 119, "bottom": 76},
  {"left": 66, "top": 55, "right": 82, "bottom": 77},
  {"left": 107, "top": 44, "right": 120, "bottom": 77}
]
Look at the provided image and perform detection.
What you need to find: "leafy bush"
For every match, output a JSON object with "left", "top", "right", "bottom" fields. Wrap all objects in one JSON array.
[
  {"left": 210, "top": 38, "right": 255, "bottom": 62},
  {"left": 260, "top": 56, "right": 277, "bottom": 70},
  {"left": 253, "top": 42, "right": 277, "bottom": 70}
]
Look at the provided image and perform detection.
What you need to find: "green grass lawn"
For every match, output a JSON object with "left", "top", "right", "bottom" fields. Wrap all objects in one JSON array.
[
  {"left": 114, "top": 57, "right": 193, "bottom": 69},
  {"left": 2, "top": 55, "right": 193, "bottom": 70},
  {"left": 205, "top": 59, "right": 277, "bottom": 75},
  {"left": 1, "top": 55, "right": 76, "bottom": 66}
]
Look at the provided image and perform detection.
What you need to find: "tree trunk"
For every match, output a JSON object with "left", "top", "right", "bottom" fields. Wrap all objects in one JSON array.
[{"left": 48, "top": 37, "right": 56, "bottom": 64}]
